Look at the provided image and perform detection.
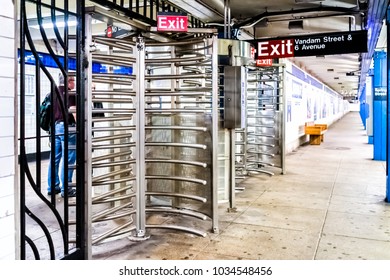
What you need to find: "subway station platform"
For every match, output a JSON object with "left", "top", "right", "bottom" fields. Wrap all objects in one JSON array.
[{"left": 91, "top": 111, "right": 390, "bottom": 260}]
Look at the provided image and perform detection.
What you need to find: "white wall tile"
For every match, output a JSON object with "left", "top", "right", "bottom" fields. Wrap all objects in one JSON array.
[
  {"left": 0, "top": 118, "right": 14, "bottom": 138},
  {"left": 0, "top": 1, "right": 14, "bottom": 18},
  {"left": 0, "top": 233, "right": 15, "bottom": 260},
  {"left": 0, "top": 97, "right": 14, "bottom": 117},
  {"left": 0, "top": 137, "right": 14, "bottom": 157},
  {"left": 0, "top": 194, "right": 14, "bottom": 218},
  {"left": 0, "top": 214, "right": 14, "bottom": 239},
  {"left": 0, "top": 175, "right": 14, "bottom": 197},
  {"left": 0, "top": 77, "right": 14, "bottom": 98},
  {"left": 0, "top": 57, "right": 14, "bottom": 78},
  {"left": 0, "top": 157, "right": 15, "bottom": 177},
  {"left": 0, "top": 251, "right": 15, "bottom": 260},
  {"left": 0, "top": 17, "right": 15, "bottom": 39},
  {"left": 0, "top": 37, "right": 15, "bottom": 58}
]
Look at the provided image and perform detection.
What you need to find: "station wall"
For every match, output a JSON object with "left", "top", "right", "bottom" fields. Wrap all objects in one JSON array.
[{"left": 283, "top": 60, "right": 350, "bottom": 153}]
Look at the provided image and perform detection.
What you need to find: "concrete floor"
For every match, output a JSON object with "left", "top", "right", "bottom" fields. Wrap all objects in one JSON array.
[{"left": 91, "top": 112, "right": 390, "bottom": 260}]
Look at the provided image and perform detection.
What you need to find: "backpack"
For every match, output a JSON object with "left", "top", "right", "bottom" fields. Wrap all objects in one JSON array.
[{"left": 39, "top": 93, "right": 51, "bottom": 132}]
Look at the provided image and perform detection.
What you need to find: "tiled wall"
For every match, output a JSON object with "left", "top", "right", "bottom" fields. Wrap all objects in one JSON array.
[{"left": 0, "top": 0, "right": 16, "bottom": 260}]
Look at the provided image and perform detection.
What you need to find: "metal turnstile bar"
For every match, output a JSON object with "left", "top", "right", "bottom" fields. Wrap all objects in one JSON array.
[
  {"left": 146, "top": 176, "right": 207, "bottom": 185},
  {"left": 92, "top": 98, "right": 133, "bottom": 103},
  {"left": 145, "top": 125, "right": 207, "bottom": 131},
  {"left": 92, "top": 53, "right": 136, "bottom": 62},
  {"left": 92, "top": 185, "right": 135, "bottom": 203},
  {"left": 92, "top": 150, "right": 132, "bottom": 162},
  {"left": 146, "top": 208, "right": 207, "bottom": 220},
  {"left": 146, "top": 159, "right": 207, "bottom": 168},
  {"left": 92, "top": 78, "right": 133, "bottom": 85},
  {"left": 92, "top": 168, "right": 132, "bottom": 183},
  {"left": 93, "top": 36, "right": 135, "bottom": 50},
  {"left": 145, "top": 74, "right": 210, "bottom": 80},
  {"left": 92, "top": 125, "right": 135, "bottom": 131},
  {"left": 146, "top": 142, "right": 207, "bottom": 149},
  {"left": 92, "top": 176, "right": 136, "bottom": 185},
  {"left": 92, "top": 143, "right": 135, "bottom": 150},
  {"left": 146, "top": 192, "right": 207, "bottom": 203},
  {"left": 146, "top": 225, "right": 206, "bottom": 238},
  {"left": 92, "top": 90, "right": 136, "bottom": 96},
  {"left": 92, "top": 133, "right": 133, "bottom": 142},
  {"left": 92, "top": 160, "right": 135, "bottom": 169},
  {"left": 92, "top": 116, "right": 133, "bottom": 122}
]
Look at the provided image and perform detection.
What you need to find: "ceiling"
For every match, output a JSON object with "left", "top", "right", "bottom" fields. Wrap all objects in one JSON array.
[{"left": 23, "top": 0, "right": 388, "bottom": 99}]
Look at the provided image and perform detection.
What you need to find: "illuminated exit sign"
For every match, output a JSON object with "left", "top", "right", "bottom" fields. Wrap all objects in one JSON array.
[
  {"left": 157, "top": 13, "right": 188, "bottom": 32},
  {"left": 252, "top": 30, "right": 367, "bottom": 59},
  {"left": 256, "top": 59, "right": 273, "bottom": 66}
]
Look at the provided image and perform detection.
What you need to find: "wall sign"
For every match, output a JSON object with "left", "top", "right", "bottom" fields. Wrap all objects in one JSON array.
[
  {"left": 253, "top": 30, "right": 367, "bottom": 58},
  {"left": 374, "top": 87, "right": 387, "bottom": 101},
  {"left": 157, "top": 13, "right": 188, "bottom": 32}
]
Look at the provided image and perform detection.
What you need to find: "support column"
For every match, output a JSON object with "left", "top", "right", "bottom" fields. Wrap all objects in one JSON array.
[
  {"left": 366, "top": 71, "right": 374, "bottom": 144},
  {"left": 359, "top": 85, "right": 368, "bottom": 129},
  {"left": 373, "top": 50, "right": 386, "bottom": 161},
  {"left": 386, "top": 7, "right": 390, "bottom": 202}
]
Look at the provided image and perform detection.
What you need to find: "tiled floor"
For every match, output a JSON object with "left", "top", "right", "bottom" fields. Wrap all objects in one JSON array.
[{"left": 92, "top": 111, "right": 390, "bottom": 260}]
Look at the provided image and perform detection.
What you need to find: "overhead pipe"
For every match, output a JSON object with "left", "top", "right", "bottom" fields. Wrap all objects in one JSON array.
[
  {"left": 244, "top": 14, "right": 357, "bottom": 31},
  {"left": 224, "top": 0, "right": 231, "bottom": 38},
  {"left": 236, "top": 6, "right": 361, "bottom": 28}
]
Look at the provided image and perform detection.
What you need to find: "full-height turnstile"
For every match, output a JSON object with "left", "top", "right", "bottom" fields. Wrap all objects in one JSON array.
[
  {"left": 82, "top": 10, "right": 219, "bottom": 251},
  {"left": 236, "top": 65, "right": 286, "bottom": 178}
]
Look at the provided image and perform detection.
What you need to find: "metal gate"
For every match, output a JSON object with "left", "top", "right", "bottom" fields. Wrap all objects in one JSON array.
[{"left": 18, "top": 0, "right": 87, "bottom": 259}]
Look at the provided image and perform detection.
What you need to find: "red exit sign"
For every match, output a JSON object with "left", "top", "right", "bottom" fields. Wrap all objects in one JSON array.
[
  {"left": 258, "top": 39, "right": 294, "bottom": 59},
  {"left": 256, "top": 59, "right": 273, "bottom": 67},
  {"left": 157, "top": 13, "right": 188, "bottom": 32}
]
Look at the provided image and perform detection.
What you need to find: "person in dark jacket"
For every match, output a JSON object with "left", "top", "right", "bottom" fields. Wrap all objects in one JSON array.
[{"left": 47, "top": 74, "right": 77, "bottom": 197}]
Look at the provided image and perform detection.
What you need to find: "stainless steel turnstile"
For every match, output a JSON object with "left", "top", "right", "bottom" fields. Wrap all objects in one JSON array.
[
  {"left": 82, "top": 10, "right": 219, "bottom": 249},
  {"left": 236, "top": 65, "right": 285, "bottom": 178},
  {"left": 143, "top": 38, "right": 219, "bottom": 236}
]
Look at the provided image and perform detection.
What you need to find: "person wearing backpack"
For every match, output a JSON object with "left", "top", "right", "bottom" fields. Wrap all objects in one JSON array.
[{"left": 47, "top": 74, "right": 77, "bottom": 198}]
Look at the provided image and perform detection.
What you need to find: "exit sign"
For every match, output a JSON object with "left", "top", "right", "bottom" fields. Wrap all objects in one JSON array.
[
  {"left": 256, "top": 59, "right": 273, "bottom": 66},
  {"left": 252, "top": 30, "right": 367, "bottom": 58},
  {"left": 157, "top": 13, "right": 188, "bottom": 32}
]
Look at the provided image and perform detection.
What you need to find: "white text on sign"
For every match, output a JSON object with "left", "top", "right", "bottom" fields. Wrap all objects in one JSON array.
[
  {"left": 157, "top": 15, "right": 188, "bottom": 32},
  {"left": 258, "top": 39, "right": 294, "bottom": 58}
]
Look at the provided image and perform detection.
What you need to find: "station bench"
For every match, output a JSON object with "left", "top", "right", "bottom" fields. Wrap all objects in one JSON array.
[{"left": 304, "top": 122, "right": 328, "bottom": 145}]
